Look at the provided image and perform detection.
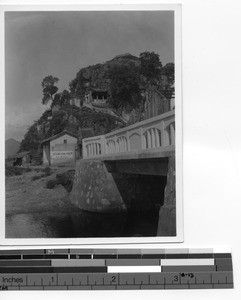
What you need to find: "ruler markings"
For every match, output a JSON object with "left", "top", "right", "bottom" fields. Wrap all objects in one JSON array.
[{"left": 0, "top": 249, "right": 233, "bottom": 290}]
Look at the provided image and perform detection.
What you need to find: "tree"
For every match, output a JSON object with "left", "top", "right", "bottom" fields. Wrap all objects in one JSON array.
[
  {"left": 108, "top": 64, "right": 142, "bottom": 111},
  {"left": 69, "top": 72, "right": 86, "bottom": 98},
  {"left": 51, "top": 89, "right": 70, "bottom": 108},
  {"left": 139, "top": 51, "right": 162, "bottom": 79},
  {"left": 162, "top": 63, "right": 175, "bottom": 100},
  {"left": 41, "top": 75, "right": 59, "bottom": 105},
  {"left": 162, "top": 63, "right": 174, "bottom": 84}
]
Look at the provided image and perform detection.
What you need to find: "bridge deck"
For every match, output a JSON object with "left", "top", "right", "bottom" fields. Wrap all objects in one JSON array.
[
  {"left": 81, "top": 147, "right": 174, "bottom": 176},
  {"left": 82, "top": 147, "right": 175, "bottom": 162}
]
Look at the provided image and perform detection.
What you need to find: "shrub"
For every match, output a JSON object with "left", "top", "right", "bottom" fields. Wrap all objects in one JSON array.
[
  {"left": 56, "top": 170, "right": 75, "bottom": 192},
  {"left": 32, "top": 175, "right": 42, "bottom": 181},
  {"left": 5, "top": 166, "right": 31, "bottom": 177},
  {"left": 43, "top": 167, "right": 51, "bottom": 175},
  {"left": 45, "top": 170, "right": 75, "bottom": 192},
  {"left": 12, "top": 168, "right": 22, "bottom": 176},
  {"left": 46, "top": 179, "right": 57, "bottom": 189},
  {"left": 31, "top": 167, "right": 52, "bottom": 181}
]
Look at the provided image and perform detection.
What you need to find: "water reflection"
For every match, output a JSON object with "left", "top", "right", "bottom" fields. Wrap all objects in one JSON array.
[{"left": 6, "top": 209, "right": 159, "bottom": 238}]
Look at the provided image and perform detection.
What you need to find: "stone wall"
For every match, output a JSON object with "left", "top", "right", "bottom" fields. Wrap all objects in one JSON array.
[
  {"left": 157, "top": 154, "right": 176, "bottom": 236},
  {"left": 69, "top": 160, "right": 127, "bottom": 213}
]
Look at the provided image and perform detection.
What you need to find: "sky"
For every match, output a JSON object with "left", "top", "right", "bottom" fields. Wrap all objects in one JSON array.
[{"left": 5, "top": 10, "right": 174, "bottom": 141}]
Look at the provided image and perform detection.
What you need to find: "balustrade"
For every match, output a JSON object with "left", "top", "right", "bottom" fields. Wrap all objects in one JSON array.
[{"left": 82, "top": 110, "right": 175, "bottom": 158}]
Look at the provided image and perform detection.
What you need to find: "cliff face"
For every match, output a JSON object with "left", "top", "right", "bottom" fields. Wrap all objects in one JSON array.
[{"left": 69, "top": 53, "right": 174, "bottom": 124}]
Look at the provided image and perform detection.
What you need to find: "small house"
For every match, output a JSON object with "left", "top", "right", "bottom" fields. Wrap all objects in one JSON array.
[
  {"left": 6, "top": 151, "right": 31, "bottom": 167},
  {"left": 41, "top": 130, "right": 77, "bottom": 166}
]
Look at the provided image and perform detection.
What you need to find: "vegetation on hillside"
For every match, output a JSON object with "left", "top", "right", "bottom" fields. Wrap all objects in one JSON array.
[
  {"left": 108, "top": 64, "right": 142, "bottom": 111},
  {"left": 41, "top": 76, "right": 59, "bottom": 105},
  {"left": 19, "top": 51, "right": 174, "bottom": 156}
]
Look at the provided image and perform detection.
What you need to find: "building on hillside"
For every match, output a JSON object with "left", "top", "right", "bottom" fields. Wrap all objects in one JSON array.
[
  {"left": 69, "top": 94, "right": 83, "bottom": 107},
  {"left": 41, "top": 130, "right": 77, "bottom": 166},
  {"left": 85, "top": 89, "right": 109, "bottom": 107},
  {"left": 6, "top": 151, "right": 31, "bottom": 167}
]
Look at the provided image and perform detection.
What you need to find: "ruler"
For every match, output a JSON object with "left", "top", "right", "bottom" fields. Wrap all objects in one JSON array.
[{"left": 0, "top": 248, "right": 233, "bottom": 290}]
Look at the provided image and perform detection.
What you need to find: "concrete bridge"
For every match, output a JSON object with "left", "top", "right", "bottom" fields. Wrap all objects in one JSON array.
[
  {"left": 70, "top": 110, "right": 176, "bottom": 237},
  {"left": 82, "top": 110, "right": 175, "bottom": 160}
]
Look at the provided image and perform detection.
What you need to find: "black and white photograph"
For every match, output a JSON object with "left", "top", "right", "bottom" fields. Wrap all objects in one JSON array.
[{"left": 3, "top": 6, "right": 182, "bottom": 242}]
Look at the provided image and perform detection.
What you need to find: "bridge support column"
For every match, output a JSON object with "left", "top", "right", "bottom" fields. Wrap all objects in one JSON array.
[
  {"left": 70, "top": 159, "right": 127, "bottom": 213},
  {"left": 157, "top": 154, "right": 176, "bottom": 236}
]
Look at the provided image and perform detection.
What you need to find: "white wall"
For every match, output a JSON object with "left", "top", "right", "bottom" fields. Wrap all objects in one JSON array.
[
  {"left": 50, "top": 134, "right": 77, "bottom": 149},
  {"left": 42, "top": 144, "right": 50, "bottom": 165},
  {"left": 50, "top": 134, "right": 77, "bottom": 165}
]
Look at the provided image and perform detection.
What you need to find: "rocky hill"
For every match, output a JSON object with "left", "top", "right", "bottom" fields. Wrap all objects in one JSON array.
[
  {"left": 19, "top": 52, "right": 174, "bottom": 155},
  {"left": 68, "top": 51, "right": 174, "bottom": 116},
  {"left": 69, "top": 53, "right": 141, "bottom": 98}
]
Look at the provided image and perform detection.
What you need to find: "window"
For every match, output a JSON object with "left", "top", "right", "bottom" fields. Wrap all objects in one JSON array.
[{"left": 64, "top": 140, "right": 67, "bottom": 144}]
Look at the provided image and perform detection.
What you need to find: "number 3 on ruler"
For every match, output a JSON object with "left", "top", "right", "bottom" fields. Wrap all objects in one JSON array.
[{"left": 174, "top": 275, "right": 179, "bottom": 282}]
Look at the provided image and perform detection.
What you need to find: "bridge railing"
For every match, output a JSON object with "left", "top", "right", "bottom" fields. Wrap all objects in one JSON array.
[{"left": 82, "top": 110, "right": 175, "bottom": 159}]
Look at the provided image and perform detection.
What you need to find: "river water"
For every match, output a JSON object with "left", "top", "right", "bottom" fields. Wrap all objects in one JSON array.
[{"left": 6, "top": 209, "right": 160, "bottom": 239}]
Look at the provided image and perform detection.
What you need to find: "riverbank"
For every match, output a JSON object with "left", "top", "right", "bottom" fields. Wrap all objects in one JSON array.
[
  {"left": 5, "top": 165, "right": 77, "bottom": 238},
  {"left": 5, "top": 164, "right": 159, "bottom": 238}
]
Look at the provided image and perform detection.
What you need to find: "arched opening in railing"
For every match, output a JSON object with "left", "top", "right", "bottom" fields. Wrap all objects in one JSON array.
[
  {"left": 129, "top": 133, "right": 141, "bottom": 151},
  {"left": 106, "top": 139, "right": 116, "bottom": 154},
  {"left": 95, "top": 143, "right": 101, "bottom": 155},
  {"left": 143, "top": 128, "right": 162, "bottom": 149},
  {"left": 165, "top": 122, "right": 175, "bottom": 146},
  {"left": 116, "top": 136, "right": 128, "bottom": 153},
  {"left": 85, "top": 142, "right": 101, "bottom": 157}
]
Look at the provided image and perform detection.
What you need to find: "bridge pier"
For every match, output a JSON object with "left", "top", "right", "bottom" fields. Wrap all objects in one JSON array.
[
  {"left": 157, "top": 155, "right": 176, "bottom": 236},
  {"left": 69, "top": 154, "right": 175, "bottom": 237},
  {"left": 69, "top": 160, "right": 127, "bottom": 213}
]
